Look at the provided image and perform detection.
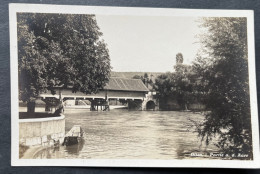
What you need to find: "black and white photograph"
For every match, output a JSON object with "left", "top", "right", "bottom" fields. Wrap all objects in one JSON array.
[{"left": 9, "top": 4, "right": 260, "bottom": 168}]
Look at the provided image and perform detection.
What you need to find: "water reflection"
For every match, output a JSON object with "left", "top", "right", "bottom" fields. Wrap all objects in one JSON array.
[
  {"left": 65, "top": 139, "right": 85, "bottom": 155},
  {"left": 34, "top": 139, "right": 85, "bottom": 159},
  {"left": 35, "top": 146, "right": 65, "bottom": 159},
  {"left": 34, "top": 109, "right": 218, "bottom": 159}
]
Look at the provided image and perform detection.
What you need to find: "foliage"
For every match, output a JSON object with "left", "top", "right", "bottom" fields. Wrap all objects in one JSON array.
[
  {"left": 154, "top": 71, "right": 194, "bottom": 110},
  {"left": 193, "top": 17, "right": 252, "bottom": 157},
  {"left": 154, "top": 72, "right": 175, "bottom": 99},
  {"left": 154, "top": 53, "right": 194, "bottom": 110},
  {"left": 17, "top": 13, "right": 111, "bottom": 112},
  {"left": 173, "top": 64, "right": 193, "bottom": 109},
  {"left": 132, "top": 73, "right": 153, "bottom": 86},
  {"left": 176, "top": 52, "right": 184, "bottom": 64},
  {"left": 143, "top": 73, "right": 148, "bottom": 79}
]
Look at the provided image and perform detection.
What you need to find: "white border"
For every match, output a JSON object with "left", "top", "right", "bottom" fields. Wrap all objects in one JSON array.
[{"left": 9, "top": 3, "right": 260, "bottom": 168}]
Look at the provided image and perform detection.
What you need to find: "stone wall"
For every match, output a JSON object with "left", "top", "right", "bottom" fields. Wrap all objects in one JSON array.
[
  {"left": 159, "top": 98, "right": 206, "bottom": 111},
  {"left": 19, "top": 115, "right": 65, "bottom": 146}
]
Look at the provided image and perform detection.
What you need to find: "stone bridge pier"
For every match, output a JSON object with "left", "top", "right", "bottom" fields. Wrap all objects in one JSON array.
[
  {"left": 126, "top": 97, "right": 159, "bottom": 111},
  {"left": 141, "top": 92, "right": 159, "bottom": 111},
  {"left": 141, "top": 99, "right": 159, "bottom": 111}
]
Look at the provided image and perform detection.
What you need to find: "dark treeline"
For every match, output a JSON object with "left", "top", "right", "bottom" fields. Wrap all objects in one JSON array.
[{"left": 154, "top": 18, "right": 252, "bottom": 158}]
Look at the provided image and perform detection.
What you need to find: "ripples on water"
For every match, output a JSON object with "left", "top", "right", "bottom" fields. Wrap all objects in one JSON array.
[{"left": 34, "top": 109, "right": 218, "bottom": 159}]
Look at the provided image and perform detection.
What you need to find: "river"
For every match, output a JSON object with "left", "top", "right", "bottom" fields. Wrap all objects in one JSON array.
[{"left": 34, "top": 109, "right": 218, "bottom": 159}]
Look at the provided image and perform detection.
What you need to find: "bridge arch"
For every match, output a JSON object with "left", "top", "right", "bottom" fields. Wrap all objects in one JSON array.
[{"left": 146, "top": 100, "right": 156, "bottom": 110}]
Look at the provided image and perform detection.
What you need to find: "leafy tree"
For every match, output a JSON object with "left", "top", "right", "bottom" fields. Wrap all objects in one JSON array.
[
  {"left": 154, "top": 71, "right": 193, "bottom": 110},
  {"left": 154, "top": 72, "right": 175, "bottom": 110},
  {"left": 173, "top": 64, "right": 193, "bottom": 110},
  {"left": 132, "top": 73, "right": 154, "bottom": 87},
  {"left": 17, "top": 13, "right": 111, "bottom": 112},
  {"left": 194, "top": 17, "right": 252, "bottom": 157},
  {"left": 143, "top": 73, "right": 148, "bottom": 79},
  {"left": 154, "top": 52, "right": 194, "bottom": 110}
]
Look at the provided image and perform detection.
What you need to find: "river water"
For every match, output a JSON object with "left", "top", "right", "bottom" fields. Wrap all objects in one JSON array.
[{"left": 34, "top": 109, "right": 218, "bottom": 159}]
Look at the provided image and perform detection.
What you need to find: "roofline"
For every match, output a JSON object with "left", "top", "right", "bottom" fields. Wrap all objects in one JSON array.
[
  {"left": 107, "top": 77, "right": 150, "bottom": 92},
  {"left": 103, "top": 88, "right": 149, "bottom": 92},
  {"left": 51, "top": 77, "right": 150, "bottom": 92},
  {"left": 109, "top": 77, "right": 143, "bottom": 80},
  {"left": 52, "top": 86, "right": 149, "bottom": 92}
]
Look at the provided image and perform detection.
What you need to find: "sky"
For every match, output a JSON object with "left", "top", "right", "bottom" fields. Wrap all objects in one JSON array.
[{"left": 96, "top": 15, "right": 202, "bottom": 72}]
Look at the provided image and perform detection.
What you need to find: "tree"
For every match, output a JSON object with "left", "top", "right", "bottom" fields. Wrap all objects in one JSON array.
[
  {"left": 132, "top": 73, "right": 154, "bottom": 87},
  {"left": 143, "top": 73, "right": 148, "bottom": 79},
  {"left": 176, "top": 52, "right": 183, "bottom": 64},
  {"left": 17, "top": 13, "right": 111, "bottom": 113},
  {"left": 154, "top": 70, "right": 193, "bottom": 110},
  {"left": 154, "top": 72, "right": 175, "bottom": 110},
  {"left": 194, "top": 17, "right": 252, "bottom": 157},
  {"left": 173, "top": 65, "right": 193, "bottom": 110},
  {"left": 154, "top": 52, "right": 194, "bottom": 110},
  {"left": 143, "top": 73, "right": 149, "bottom": 87}
]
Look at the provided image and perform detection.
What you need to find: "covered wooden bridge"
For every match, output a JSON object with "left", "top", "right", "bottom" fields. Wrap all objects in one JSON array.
[{"left": 39, "top": 77, "right": 156, "bottom": 111}]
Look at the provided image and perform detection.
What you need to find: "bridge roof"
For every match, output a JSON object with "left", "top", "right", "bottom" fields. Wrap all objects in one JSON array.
[{"left": 104, "top": 78, "right": 149, "bottom": 92}]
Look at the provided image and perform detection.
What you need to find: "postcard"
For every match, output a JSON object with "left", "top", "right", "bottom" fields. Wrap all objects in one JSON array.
[{"left": 10, "top": 3, "right": 260, "bottom": 168}]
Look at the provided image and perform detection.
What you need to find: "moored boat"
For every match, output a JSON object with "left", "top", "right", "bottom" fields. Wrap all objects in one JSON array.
[{"left": 62, "top": 125, "right": 83, "bottom": 146}]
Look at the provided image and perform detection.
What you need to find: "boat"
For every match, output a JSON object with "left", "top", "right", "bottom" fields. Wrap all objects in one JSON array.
[{"left": 62, "top": 125, "right": 84, "bottom": 146}]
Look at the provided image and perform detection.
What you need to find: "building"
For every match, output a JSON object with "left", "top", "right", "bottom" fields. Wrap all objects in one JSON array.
[{"left": 40, "top": 77, "right": 158, "bottom": 111}]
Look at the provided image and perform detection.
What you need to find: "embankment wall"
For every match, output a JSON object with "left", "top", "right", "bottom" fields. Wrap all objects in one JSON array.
[{"left": 19, "top": 115, "right": 65, "bottom": 146}]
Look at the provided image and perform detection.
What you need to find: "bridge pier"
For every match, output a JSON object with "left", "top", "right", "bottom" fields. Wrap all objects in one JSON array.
[
  {"left": 141, "top": 99, "right": 159, "bottom": 111},
  {"left": 45, "top": 104, "right": 52, "bottom": 112},
  {"left": 127, "top": 99, "right": 143, "bottom": 110},
  {"left": 90, "top": 99, "right": 110, "bottom": 111}
]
